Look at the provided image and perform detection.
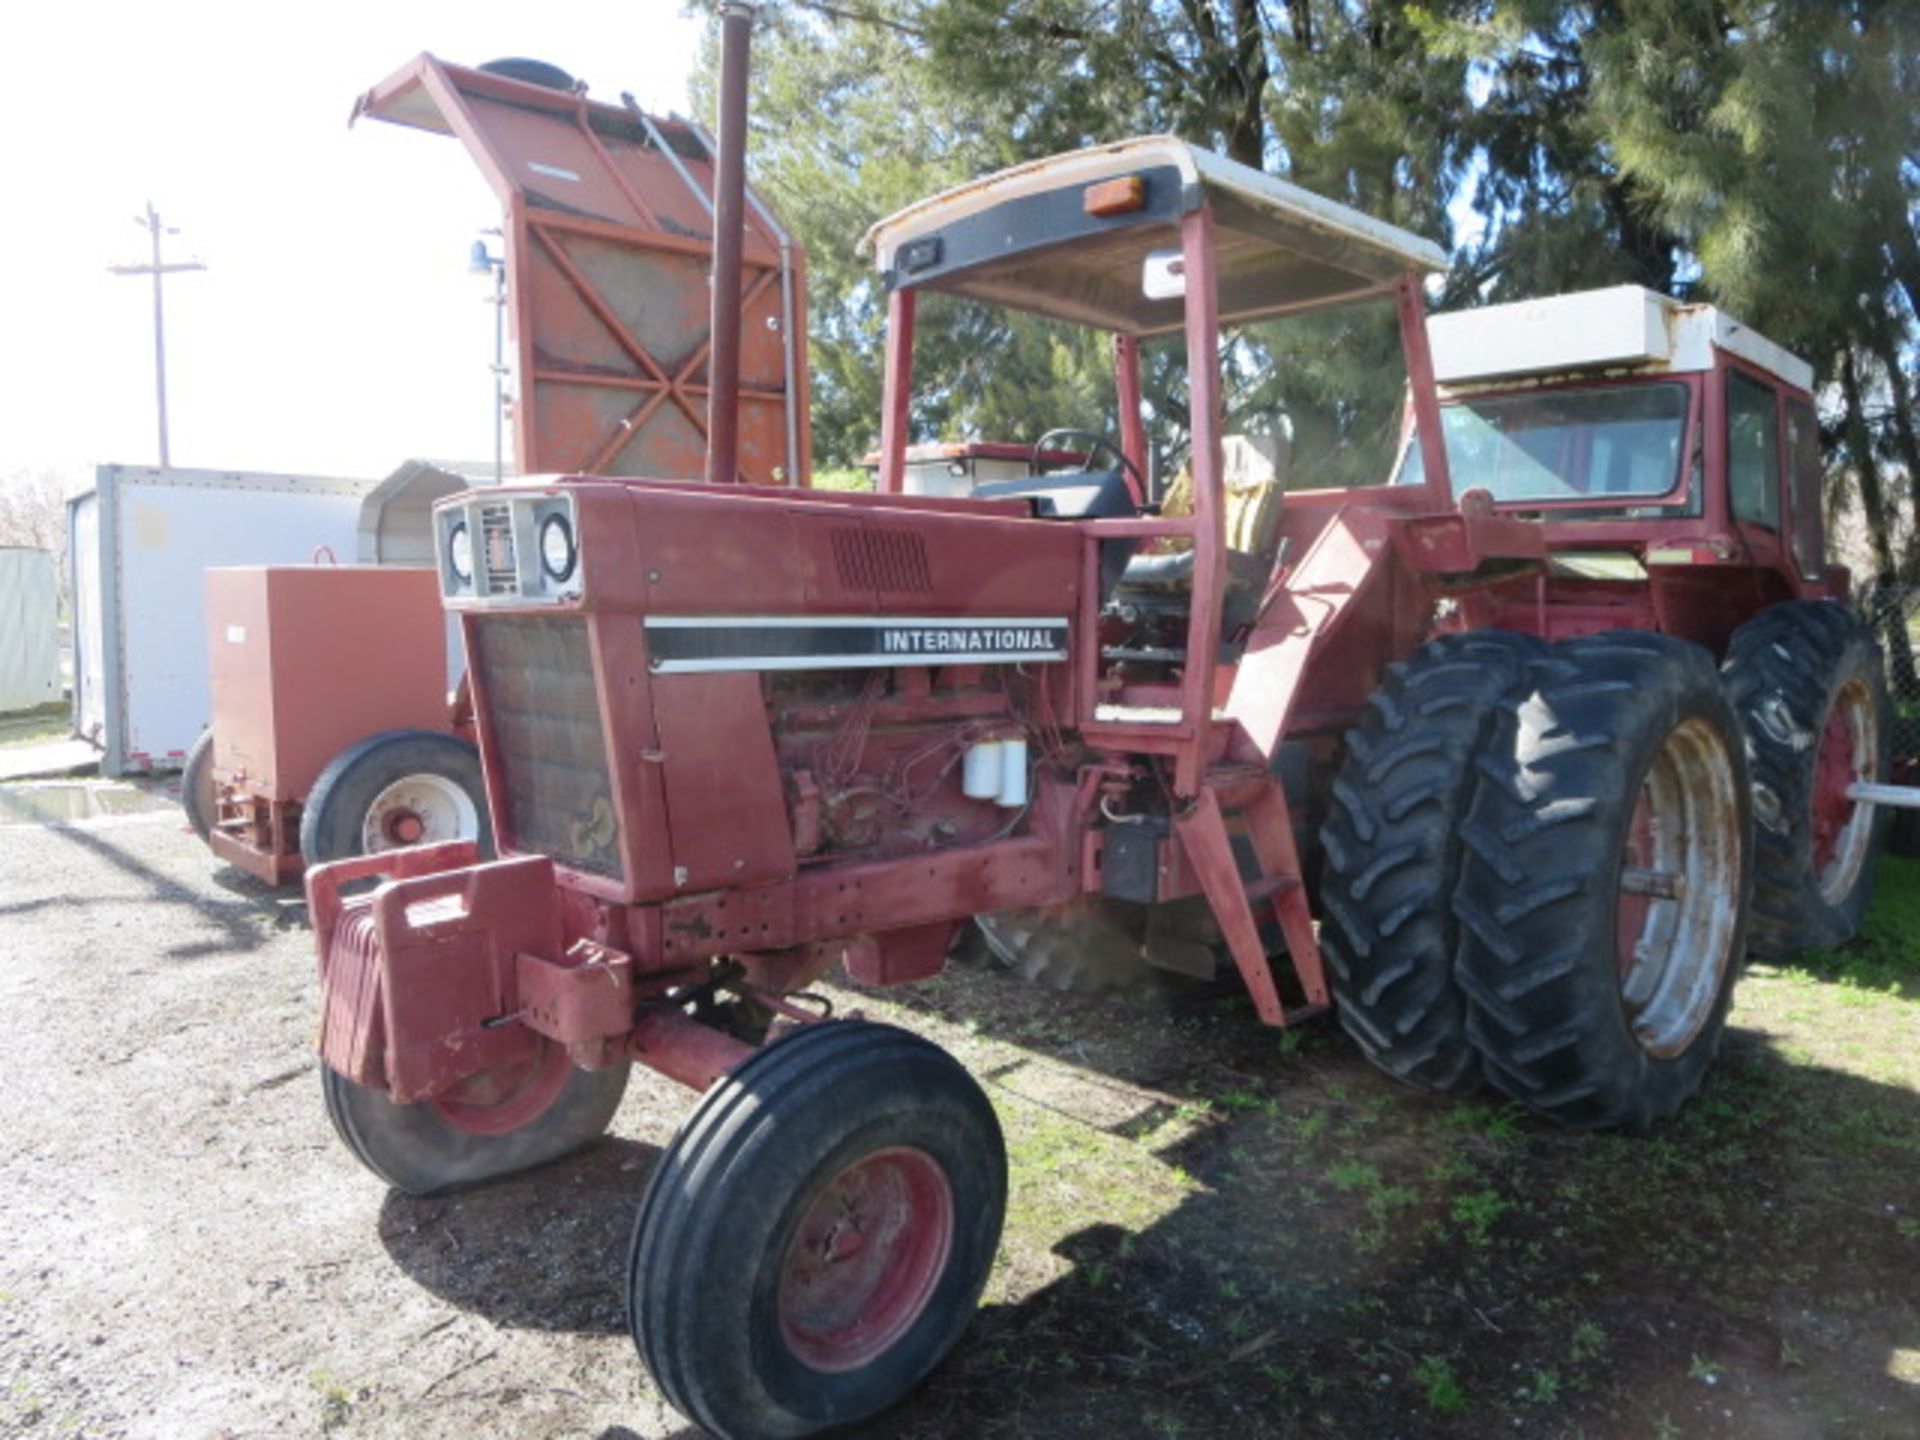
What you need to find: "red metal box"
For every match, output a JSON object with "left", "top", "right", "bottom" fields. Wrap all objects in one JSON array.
[{"left": 205, "top": 566, "right": 450, "bottom": 800}]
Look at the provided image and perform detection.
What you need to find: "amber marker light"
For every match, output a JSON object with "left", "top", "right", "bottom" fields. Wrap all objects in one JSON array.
[{"left": 1084, "top": 175, "right": 1147, "bottom": 217}]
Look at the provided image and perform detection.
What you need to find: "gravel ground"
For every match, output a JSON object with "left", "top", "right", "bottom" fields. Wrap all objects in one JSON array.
[
  {"left": 0, "top": 803, "right": 696, "bottom": 1440},
  {"left": 5, "top": 794, "right": 1918, "bottom": 1440}
]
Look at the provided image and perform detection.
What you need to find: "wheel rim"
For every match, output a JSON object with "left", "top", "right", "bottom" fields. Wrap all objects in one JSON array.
[
  {"left": 1812, "top": 678, "right": 1876, "bottom": 904},
  {"left": 777, "top": 1146, "right": 955, "bottom": 1373},
  {"left": 360, "top": 772, "right": 480, "bottom": 853},
  {"left": 428, "top": 1042, "right": 569, "bottom": 1136},
  {"left": 1614, "top": 716, "right": 1743, "bottom": 1058}
]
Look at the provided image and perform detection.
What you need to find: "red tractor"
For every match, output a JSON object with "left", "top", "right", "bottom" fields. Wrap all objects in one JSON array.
[{"left": 305, "top": 120, "right": 1894, "bottom": 1440}]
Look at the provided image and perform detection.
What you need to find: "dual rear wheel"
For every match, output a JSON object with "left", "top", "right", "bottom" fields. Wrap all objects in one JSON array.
[
  {"left": 1722, "top": 601, "right": 1890, "bottom": 953},
  {"left": 1447, "top": 634, "right": 1753, "bottom": 1130},
  {"left": 1330, "top": 608, "right": 1885, "bottom": 1130}
]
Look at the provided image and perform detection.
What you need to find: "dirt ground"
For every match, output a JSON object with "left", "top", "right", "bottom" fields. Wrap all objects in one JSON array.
[{"left": 2, "top": 788, "right": 1918, "bottom": 1439}]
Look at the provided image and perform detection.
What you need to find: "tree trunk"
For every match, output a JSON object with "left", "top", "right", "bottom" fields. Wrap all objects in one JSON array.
[
  {"left": 1284, "top": 0, "right": 1314, "bottom": 52},
  {"left": 1865, "top": 322, "right": 1920, "bottom": 582},
  {"left": 1841, "top": 349, "right": 1920, "bottom": 696},
  {"left": 1226, "top": 0, "right": 1271, "bottom": 168}
]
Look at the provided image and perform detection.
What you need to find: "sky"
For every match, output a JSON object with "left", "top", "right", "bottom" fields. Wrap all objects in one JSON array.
[{"left": 0, "top": 1, "right": 704, "bottom": 485}]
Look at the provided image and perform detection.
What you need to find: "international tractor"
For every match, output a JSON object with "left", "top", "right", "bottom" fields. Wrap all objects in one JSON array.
[{"left": 304, "top": 24, "right": 1896, "bottom": 1440}]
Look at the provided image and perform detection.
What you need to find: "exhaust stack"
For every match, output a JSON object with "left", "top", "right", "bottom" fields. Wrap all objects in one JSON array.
[{"left": 705, "top": 2, "right": 755, "bottom": 486}]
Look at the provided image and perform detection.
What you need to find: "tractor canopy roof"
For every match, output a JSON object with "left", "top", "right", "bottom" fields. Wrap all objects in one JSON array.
[{"left": 863, "top": 137, "right": 1447, "bottom": 336}]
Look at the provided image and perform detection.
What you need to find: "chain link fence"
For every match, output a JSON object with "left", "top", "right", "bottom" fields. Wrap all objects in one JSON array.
[
  {"left": 1854, "top": 585, "right": 1920, "bottom": 855},
  {"left": 1857, "top": 583, "right": 1920, "bottom": 767}
]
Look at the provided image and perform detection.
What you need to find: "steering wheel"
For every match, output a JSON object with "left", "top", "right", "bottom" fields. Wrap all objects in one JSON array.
[{"left": 1033, "top": 428, "right": 1147, "bottom": 505}]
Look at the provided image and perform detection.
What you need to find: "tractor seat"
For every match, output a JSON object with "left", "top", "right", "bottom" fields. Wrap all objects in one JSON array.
[
  {"left": 1118, "top": 545, "right": 1271, "bottom": 593},
  {"left": 972, "top": 469, "right": 1139, "bottom": 520},
  {"left": 1118, "top": 548, "right": 1198, "bottom": 588},
  {"left": 1113, "top": 547, "right": 1273, "bottom": 636}
]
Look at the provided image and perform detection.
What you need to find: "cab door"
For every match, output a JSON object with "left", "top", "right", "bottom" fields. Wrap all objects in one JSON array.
[
  {"left": 1726, "top": 368, "right": 1783, "bottom": 537},
  {"left": 1781, "top": 394, "right": 1826, "bottom": 584}
]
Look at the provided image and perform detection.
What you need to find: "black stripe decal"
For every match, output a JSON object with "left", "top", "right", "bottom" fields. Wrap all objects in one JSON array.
[{"left": 645, "top": 617, "right": 1069, "bottom": 673}]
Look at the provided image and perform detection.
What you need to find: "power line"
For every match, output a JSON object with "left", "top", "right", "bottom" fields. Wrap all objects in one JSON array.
[{"left": 108, "top": 202, "right": 206, "bottom": 469}]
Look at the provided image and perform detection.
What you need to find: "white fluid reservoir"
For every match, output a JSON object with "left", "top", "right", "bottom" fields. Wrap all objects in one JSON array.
[
  {"left": 962, "top": 740, "right": 1004, "bottom": 799},
  {"left": 997, "top": 737, "right": 1029, "bottom": 808}
]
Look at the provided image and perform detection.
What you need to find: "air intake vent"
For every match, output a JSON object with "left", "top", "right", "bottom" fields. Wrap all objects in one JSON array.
[
  {"left": 832, "top": 526, "right": 932, "bottom": 594},
  {"left": 480, "top": 504, "right": 519, "bottom": 596}
]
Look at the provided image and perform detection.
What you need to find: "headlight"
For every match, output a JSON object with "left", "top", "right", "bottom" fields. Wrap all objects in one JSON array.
[
  {"left": 447, "top": 522, "right": 473, "bottom": 583},
  {"left": 540, "top": 512, "right": 577, "bottom": 582}
]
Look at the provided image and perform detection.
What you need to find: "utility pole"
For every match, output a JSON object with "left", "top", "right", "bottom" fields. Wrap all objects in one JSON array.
[
  {"left": 108, "top": 203, "right": 205, "bottom": 468},
  {"left": 469, "top": 234, "right": 509, "bottom": 483}
]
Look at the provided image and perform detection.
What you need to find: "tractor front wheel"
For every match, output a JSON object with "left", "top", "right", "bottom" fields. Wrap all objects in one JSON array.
[
  {"left": 1455, "top": 633, "right": 1752, "bottom": 1132},
  {"left": 322, "top": 1047, "right": 629, "bottom": 1196},
  {"left": 628, "top": 1020, "right": 1004, "bottom": 1440},
  {"left": 1722, "top": 601, "right": 1890, "bottom": 955}
]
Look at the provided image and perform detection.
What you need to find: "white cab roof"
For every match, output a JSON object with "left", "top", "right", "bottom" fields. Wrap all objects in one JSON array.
[{"left": 1428, "top": 285, "right": 1814, "bottom": 394}]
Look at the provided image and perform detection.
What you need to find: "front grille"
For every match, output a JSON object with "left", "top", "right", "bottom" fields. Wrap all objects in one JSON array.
[
  {"left": 468, "top": 614, "right": 623, "bottom": 879},
  {"left": 480, "top": 503, "right": 519, "bottom": 596}
]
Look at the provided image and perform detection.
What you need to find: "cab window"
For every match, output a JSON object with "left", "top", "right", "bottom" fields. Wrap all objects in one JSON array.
[
  {"left": 1727, "top": 371, "right": 1781, "bottom": 529},
  {"left": 1784, "top": 396, "right": 1825, "bottom": 580},
  {"left": 1395, "top": 382, "right": 1688, "bottom": 502}
]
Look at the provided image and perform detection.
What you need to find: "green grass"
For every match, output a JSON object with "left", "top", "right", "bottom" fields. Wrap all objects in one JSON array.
[
  {"left": 832, "top": 853, "right": 1920, "bottom": 1439},
  {"left": 0, "top": 701, "right": 68, "bottom": 749},
  {"left": 1786, "top": 853, "right": 1920, "bottom": 996},
  {"left": 811, "top": 466, "right": 874, "bottom": 492},
  {"left": 1413, "top": 1354, "right": 1468, "bottom": 1415}
]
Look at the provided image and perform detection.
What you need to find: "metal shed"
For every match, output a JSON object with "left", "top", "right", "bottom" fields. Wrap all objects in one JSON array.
[
  {"left": 356, "top": 459, "right": 496, "bottom": 565},
  {"left": 0, "top": 547, "right": 61, "bottom": 713},
  {"left": 355, "top": 458, "right": 495, "bottom": 683}
]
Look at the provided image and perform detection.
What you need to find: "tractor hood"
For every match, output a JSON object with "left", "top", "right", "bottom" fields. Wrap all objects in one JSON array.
[{"left": 862, "top": 136, "right": 1447, "bottom": 335}]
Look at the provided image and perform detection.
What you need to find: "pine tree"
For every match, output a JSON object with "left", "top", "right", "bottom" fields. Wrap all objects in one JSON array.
[{"left": 709, "top": 0, "right": 1919, "bottom": 542}]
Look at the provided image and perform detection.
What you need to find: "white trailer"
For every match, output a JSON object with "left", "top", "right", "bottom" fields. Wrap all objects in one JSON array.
[
  {"left": 68, "top": 465, "right": 377, "bottom": 776},
  {"left": 0, "top": 547, "right": 61, "bottom": 713},
  {"left": 67, "top": 462, "right": 492, "bottom": 777}
]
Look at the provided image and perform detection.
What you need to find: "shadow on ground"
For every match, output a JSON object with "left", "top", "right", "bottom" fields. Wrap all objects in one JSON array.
[
  {"left": 1, "top": 817, "right": 278, "bottom": 959},
  {"left": 378, "top": 1135, "right": 662, "bottom": 1336},
  {"left": 871, "top": 1011, "right": 1920, "bottom": 1440},
  {"left": 362, "top": 946, "right": 1920, "bottom": 1439}
]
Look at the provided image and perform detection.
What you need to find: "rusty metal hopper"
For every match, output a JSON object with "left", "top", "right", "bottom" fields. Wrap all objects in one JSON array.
[{"left": 355, "top": 54, "right": 811, "bottom": 486}]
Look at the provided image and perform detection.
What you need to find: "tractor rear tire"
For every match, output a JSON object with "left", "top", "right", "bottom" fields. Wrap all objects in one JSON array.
[
  {"left": 629, "top": 1021, "right": 1004, "bottom": 1440},
  {"left": 181, "top": 727, "right": 217, "bottom": 845},
  {"left": 1721, "top": 601, "right": 1890, "bottom": 955},
  {"left": 1454, "top": 632, "right": 1752, "bottom": 1132},
  {"left": 974, "top": 898, "right": 1153, "bottom": 994},
  {"left": 322, "top": 1049, "right": 630, "bottom": 1196},
  {"left": 300, "top": 729, "right": 491, "bottom": 868},
  {"left": 1320, "top": 630, "right": 1545, "bottom": 1094}
]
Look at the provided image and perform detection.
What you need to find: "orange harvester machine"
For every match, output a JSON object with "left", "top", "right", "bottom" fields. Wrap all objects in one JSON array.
[
  {"left": 353, "top": 53, "right": 812, "bottom": 484},
  {"left": 203, "top": 54, "right": 812, "bottom": 884}
]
